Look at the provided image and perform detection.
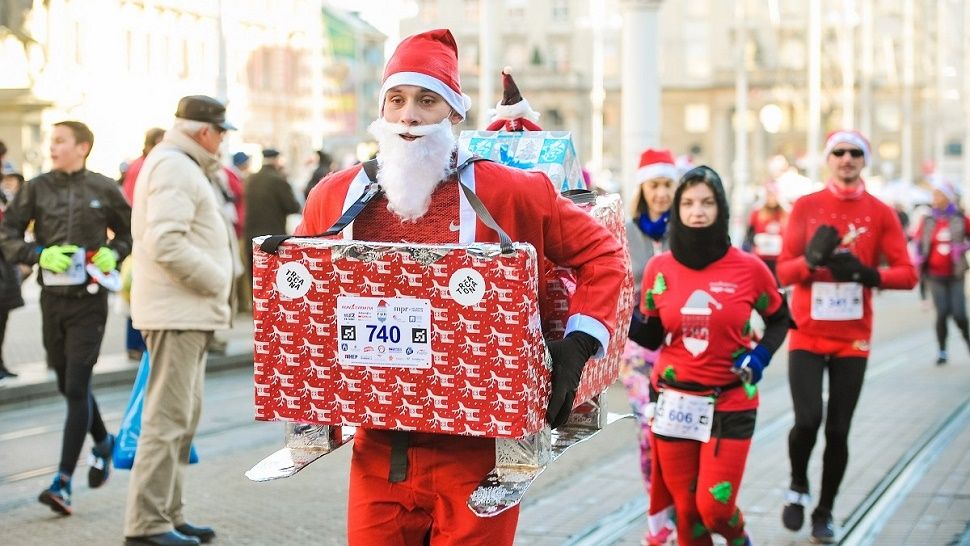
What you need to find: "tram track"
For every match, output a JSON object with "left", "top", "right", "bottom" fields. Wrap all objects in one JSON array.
[{"left": 562, "top": 327, "right": 943, "bottom": 546}]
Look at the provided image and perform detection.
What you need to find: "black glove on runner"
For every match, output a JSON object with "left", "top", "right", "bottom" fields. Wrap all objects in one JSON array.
[
  {"left": 827, "top": 252, "right": 880, "bottom": 287},
  {"left": 546, "top": 331, "right": 600, "bottom": 429},
  {"left": 805, "top": 225, "right": 841, "bottom": 268}
]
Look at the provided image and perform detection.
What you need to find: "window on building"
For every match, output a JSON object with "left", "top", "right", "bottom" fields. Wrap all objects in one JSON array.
[
  {"left": 685, "top": 104, "right": 710, "bottom": 133},
  {"left": 684, "top": 21, "right": 710, "bottom": 79},
  {"left": 551, "top": 0, "right": 568, "bottom": 21},
  {"left": 549, "top": 41, "right": 570, "bottom": 74},
  {"left": 73, "top": 21, "right": 83, "bottom": 65},
  {"left": 530, "top": 46, "right": 543, "bottom": 67},
  {"left": 178, "top": 38, "right": 190, "bottom": 79},
  {"left": 506, "top": 0, "right": 527, "bottom": 19}
]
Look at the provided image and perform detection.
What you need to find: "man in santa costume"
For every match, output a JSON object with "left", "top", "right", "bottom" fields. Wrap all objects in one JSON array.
[
  {"left": 776, "top": 130, "right": 917, "bottom": 543},
  {"left": 297, "top": 29, "right": 627, "bottom": 545}
]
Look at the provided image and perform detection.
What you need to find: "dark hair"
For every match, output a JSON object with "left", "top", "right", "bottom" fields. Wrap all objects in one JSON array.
[
  {"left": 0, "top": 140, "right": 6, "bottom": 158},
  {"left": 54, "top": 121, "right": 95, "bottom": 158},
  {"left": 143, "top": 127, "right": 165, "bottom": 155},
  {"left": 3, "top": 172, "right": 24, "bottom": 188}
]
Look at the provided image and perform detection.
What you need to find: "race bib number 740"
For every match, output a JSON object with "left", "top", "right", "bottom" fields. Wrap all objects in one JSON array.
[{"left": 336, "top": 296, "right": 432, "bottom": 368}]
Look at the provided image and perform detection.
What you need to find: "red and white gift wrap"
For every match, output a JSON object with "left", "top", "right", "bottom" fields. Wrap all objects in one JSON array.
[
  {"left": 252, "top": 239, "right": 551, "bottom": 439},
  {"left": 541, "top": 194, "right": 636, "bottom": 406}
]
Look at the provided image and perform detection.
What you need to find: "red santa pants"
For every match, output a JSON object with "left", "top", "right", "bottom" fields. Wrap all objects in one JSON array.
[
  {"left": 347, "top": 428, "right": 519, "bottom": 546},
  {"left": 653, "top": 435, "right": 751, "bottom": 546}
]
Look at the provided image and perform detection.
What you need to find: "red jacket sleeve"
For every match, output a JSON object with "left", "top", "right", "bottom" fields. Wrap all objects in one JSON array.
[
  {"left": 876, "top": 205, "right": 918, "bottom": 289},
  {"left": 776, "top": 198, "right": 819, "bottom": 286},
  {"left": 539, "top": 181, "right": 627, "bottom": 338}
]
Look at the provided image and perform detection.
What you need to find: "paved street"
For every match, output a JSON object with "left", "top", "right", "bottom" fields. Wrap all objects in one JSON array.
[{"left": 1, "top": 289, "right": 969, "bottom": 545}]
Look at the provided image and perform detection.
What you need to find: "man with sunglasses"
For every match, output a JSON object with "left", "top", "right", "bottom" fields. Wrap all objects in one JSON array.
[
  {"left": 124, "top": 95, "right": 238, "bottom": 546},
  {"left": 775, "top": 130, "right": 917, "bottom": 543}
]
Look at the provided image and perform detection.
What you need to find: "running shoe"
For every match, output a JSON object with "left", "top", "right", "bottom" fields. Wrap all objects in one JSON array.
[
  {"left": 937, "top": 351, "right": 948, "bottom": 365},
  {"left": 38, "top": 474, "right": 72, "bottom": 515},
  {"left": 810, "top": 512, "right": 836, "bottom": 543},
  {"left": 88, "top": 433, "right": 115, "bottom": 488},
  {"left": 781, "top": 489, "right": 811, "bottom": 531}
]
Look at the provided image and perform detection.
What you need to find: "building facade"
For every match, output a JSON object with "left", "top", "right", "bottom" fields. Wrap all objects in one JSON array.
[{"left": 0, "top": 0, "right": 384, "bottom": 185}]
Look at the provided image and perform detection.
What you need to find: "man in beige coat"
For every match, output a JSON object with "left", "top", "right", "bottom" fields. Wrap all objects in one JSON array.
[{"left": 124, "top": 95, "right": 236, "bottom": 546}]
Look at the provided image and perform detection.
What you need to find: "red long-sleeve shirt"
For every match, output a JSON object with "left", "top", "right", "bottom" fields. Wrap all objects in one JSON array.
[{"left": 777, "top": 185, "right": 917, "bottom": 350}]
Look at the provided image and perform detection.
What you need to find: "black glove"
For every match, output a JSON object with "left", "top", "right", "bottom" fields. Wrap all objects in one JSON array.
[
  {"left": 827, "top": 252, "right": 880, "bottom": 287},
  {"left": 546, "top": 331, "right": 600, "bottom": 429},
  {"left": 805, "top": 225, "right": 841, "bottom": 268}
]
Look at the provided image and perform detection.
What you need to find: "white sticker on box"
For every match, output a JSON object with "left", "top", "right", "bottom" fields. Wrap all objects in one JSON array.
[
  {"left": 449, "top": 268, "right": 486, "bottom": 306},
  {"left": 275, "top": 262, "right": 312, "bottom": 299},
  {"left": 336, "top": 296, "right": 432, "bottom": 368}
]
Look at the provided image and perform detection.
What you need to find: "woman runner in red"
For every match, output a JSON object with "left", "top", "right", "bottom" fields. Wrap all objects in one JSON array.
[{"left": 630, "top": 166, "right": 790, "bottom": 546}]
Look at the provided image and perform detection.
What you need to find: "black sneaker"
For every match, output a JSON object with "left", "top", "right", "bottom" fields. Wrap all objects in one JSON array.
[
  {"left": 88, "top": 433, "right": 114, "bottom": 488},
  {"left": 937, "top": 351, "right": 948, "bottom": 366},
  {"left": 782, "top": 489, "right": 810, "bottom": 531},
  {"left": 0, "top": 362, "right": 17, "bottom": 378},
  {"left": 38, "top": 475, "right": 72, "bottom": 515},
  {"left": 810, "top": 512, "right": 836, "bottom": 543}
]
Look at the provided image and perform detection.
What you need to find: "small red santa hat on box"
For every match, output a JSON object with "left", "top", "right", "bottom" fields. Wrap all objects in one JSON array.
[
  {"left": 822, "top": 130, "right": 871, "bottom": 165},
  {"left": 379, "top": 29, "right": 472, "bottom": 119},
  {"left": 486, "top": 67, "right": 542, "bottom": 132},
  {"left": 637, "top": 148, "right": 679, "bottom": 183}
]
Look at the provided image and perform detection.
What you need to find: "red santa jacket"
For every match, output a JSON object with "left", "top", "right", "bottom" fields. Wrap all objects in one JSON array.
[
  {"left": 297, "top": 157, "right": 627, "bottom": 351},
  {"left": 777, "top": 184, "right": 917, "bottom": 349}
]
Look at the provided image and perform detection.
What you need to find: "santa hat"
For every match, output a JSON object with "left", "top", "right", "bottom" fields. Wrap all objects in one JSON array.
[
  {"left": 379, "top": 29, "right": 472, "bottom": 119},
  {"left": 637, "top": 148, "right": 679, "bottom": 183},
  {"left": 823, "top": 130, "right": 871, "bottom": 165},
  {"left": 930, "top": 174, "right": 960, "bottom": 203},
  {"left": 486, "top": 67, "right": 542, "bottom": 132}
]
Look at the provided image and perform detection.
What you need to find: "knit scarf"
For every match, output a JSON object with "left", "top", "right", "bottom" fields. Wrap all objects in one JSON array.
[
  {"left": 826, "top": 178, "right": 866, "bottom": 200},
  {"left": 932, "top": 203, "right": 959, "bottom": 219},
  {"left": 669, "top": 166, "right": 732, "bottom": 270},
  {"left": 636, "top": 211, "right": 670, "bottom": 241}
]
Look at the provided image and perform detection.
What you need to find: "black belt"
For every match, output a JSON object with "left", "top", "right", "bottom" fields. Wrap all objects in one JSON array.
[{"left": 388, "top": 430, "right": 410, "bottom": 483}]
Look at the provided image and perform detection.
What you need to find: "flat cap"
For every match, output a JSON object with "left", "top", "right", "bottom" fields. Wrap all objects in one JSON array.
[
  {"left": 261, "top": 148, "right": 280, "bottom": 158},
  {"left": 175, "top": 95, "right": 236, "bottom": 130}
]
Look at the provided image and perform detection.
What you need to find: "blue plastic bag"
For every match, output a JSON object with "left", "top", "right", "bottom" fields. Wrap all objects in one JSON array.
[{"left": 113, "top": 351, "right": 199, "bottom": 469}]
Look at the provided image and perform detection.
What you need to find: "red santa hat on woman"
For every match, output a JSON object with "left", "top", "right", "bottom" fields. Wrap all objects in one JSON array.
[
  {"left": 379, "top": 29, "right": 472, "bottom": 120},
  {"left": 485, "top": 67, "right": 542, "bottom": 132},
  {"left": 637, "top": 148, "right": 679, "bottom": 183},
  {"left": 822, "top": 130, "right": 872, "bottom": 165}
]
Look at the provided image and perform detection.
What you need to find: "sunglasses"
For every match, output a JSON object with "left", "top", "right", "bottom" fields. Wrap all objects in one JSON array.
[{"left": 831, "top": 148, "right": 864, "bottom": 158}]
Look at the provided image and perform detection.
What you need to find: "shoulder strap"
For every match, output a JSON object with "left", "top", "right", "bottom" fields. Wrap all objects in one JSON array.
[{"left": 260, "top": 156, "right": 513, "bottom": 255}]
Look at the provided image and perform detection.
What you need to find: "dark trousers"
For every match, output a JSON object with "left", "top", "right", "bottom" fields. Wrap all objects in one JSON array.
[
  {"left": 926, "top": 275, "right": 970, "bottom": 351},
  {"left": 126, "top": 316, "right": 147, "bottom": 353},
  {"left": 0, "top": 308, "right": 9, "bottom": 364},
  {"left": 41, "top": 291, "right": 110, "bottom": 477},
  {"left": 787, "top": 350, "right": 867, "bottom": 514}
]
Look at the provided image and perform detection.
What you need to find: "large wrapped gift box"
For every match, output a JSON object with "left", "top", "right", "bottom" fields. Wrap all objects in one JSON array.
[
  {"left": 458, "top": 130, "right": 585, "bottom": 192},
  {"left": 252, "top": 239, "right": 551, "bottom": 439},
  {"left": 540, "top": 193, "right": 636, "bottom": 405}
]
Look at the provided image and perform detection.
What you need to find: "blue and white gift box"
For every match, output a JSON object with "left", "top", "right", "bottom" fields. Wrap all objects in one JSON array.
[{"left": 458, "top": 130, "right": 585, "bottom": 192}]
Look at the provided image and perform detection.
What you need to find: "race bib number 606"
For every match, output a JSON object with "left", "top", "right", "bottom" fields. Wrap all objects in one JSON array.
[{"left": 651, "top": 389, "right": 715, "bottom": 443}]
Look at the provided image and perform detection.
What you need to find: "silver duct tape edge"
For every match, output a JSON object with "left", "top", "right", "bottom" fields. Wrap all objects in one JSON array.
[
  {"left": 469, "top": 392, "right": 634, "bottom": 517},
  {"left": 469, "top": 410, "right": 634, "bottom": 517},
  {"left": 245, "top": 424, "right": 356, "bottom": 482}
]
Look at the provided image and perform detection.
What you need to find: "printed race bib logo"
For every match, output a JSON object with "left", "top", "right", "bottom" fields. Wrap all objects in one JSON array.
[
  {"left": 449, "top": 268, "right": 486, "bottom": 306},
  {"left": 679, "top": 289, "right": 722, "bottom": 357},
  {"left": 275, "top": 261, "right": 312, "bottom": 299}
]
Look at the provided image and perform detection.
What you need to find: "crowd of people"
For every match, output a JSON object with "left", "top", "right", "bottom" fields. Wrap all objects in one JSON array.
[{"left": 0, "top": 25, "right": 958, "bottom": 546}]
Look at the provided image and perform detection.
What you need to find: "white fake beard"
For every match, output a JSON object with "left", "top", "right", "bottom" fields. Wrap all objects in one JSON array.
[{"left": 367, "top": 117, "right": 456, "bottom": 222}]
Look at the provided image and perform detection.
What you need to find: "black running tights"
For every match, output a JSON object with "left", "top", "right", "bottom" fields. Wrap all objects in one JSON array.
[
  {"left": 787, "top": 350, "right": 867, "bottom": 514},
  {"left": 41, "top": 292, "right": 110, "bottom": 477}
]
